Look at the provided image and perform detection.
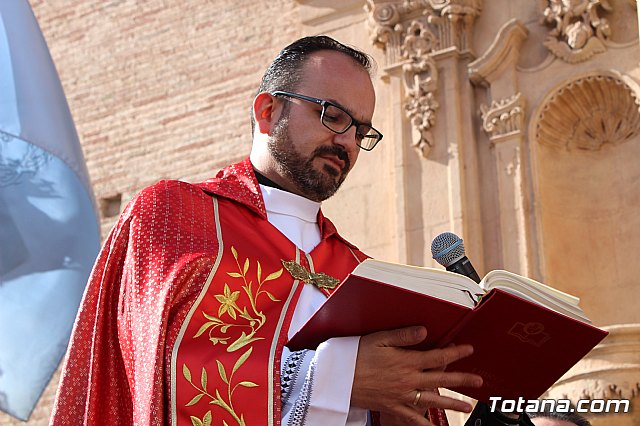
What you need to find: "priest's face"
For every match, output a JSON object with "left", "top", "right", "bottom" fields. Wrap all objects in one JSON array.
[
  {"left": 268, "top": 111, "right": 350, "bottom": 202},
  {"left": 267, "top": 50, "right": 376, "bottom": 202}
]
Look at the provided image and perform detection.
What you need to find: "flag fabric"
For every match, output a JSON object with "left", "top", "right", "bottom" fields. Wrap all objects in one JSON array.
[{"left": 0, "top": 0, "right": 100, "bottom": 420}]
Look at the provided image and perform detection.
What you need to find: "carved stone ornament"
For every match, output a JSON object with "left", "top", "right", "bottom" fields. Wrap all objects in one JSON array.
[
  {"left": 535, "top": 74, "right": 640, "bottom": 151},
  {"left": 365, "top": 0, "right": 482, "bottom": 157},
  {"left": 403, "top": 55, "right": 440, "bottom": 156},
  {"left": 402, "top": 20, "right": 440, "bottom": 157},
  {"left": 480, "top": 93, "right": 525, "bottom": 143},
  {"left": 542, "top": 0, "right": 613, "bottom": 64}
]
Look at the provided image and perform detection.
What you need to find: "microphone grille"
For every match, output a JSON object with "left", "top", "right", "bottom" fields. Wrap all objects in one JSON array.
[{"left": 431, "top": 232, "right": 465, "bottom": 267}]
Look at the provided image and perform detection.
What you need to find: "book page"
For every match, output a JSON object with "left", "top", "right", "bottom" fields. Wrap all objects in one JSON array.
[
  {"left": 352, "top": 259, "right": 482, "bottom": 308},
  {"left": 480, "top": 270, "right": 590, "bottom": 323}
]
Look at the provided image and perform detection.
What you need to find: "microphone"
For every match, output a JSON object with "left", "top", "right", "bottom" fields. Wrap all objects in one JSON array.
[{"left": 431, "top": 232, "right": 481, "bottom": 284}]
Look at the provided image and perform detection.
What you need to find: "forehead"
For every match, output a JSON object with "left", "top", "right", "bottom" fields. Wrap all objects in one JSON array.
[{"left": 296, "top": 50, "right": 376, "bottom": 121}]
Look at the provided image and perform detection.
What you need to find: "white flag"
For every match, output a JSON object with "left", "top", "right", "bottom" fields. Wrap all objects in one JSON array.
[{"left": 0, "top": 0, "right": 100, "bottom": 420}]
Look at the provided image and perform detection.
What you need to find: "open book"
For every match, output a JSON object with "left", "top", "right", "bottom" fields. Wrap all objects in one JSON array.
[{"left": 286, "top": 259, "right": 608, "bottom": 403}]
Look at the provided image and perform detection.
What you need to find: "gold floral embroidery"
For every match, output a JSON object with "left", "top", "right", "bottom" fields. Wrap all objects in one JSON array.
[
  {"left": 193, "top": 246, "right": 283, "bottom": 352},
  {"left": 183, "top": 347, "right": 258, "bottom": 426},
  {"left": 185, "top": 246, "right": 284, "bottom": 424}
]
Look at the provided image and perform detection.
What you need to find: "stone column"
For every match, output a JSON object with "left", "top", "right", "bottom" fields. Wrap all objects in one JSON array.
[
  {"left": 365, "top": 0, "right": 485, "bottom": 267},
  {"left": 468, "top": 19, "right": 531, "bottom": 275}
]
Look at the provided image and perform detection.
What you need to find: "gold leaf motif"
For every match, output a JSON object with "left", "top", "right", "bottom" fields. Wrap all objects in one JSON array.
[
  {"left": 232, "top": 347, "right": 252, "bottom": 375},
  {"left": 201, "top": 367, "right": 207, "bottom": 390},
  {"left": 265, "top": 291, "right": 278, "bottom": 302},
  {"left": 183, "top": 364, "right": 192, "bottom": 382},
  {"left": 226, "top": 331, "right": 263, "bottom": 352},
  {"left": 281, "top": 260, "right": 340, "bottom": 290},
  {"left": 281, "top": 260, "right": 310, "bottom": 282},
  {"left": 203, "top": 411, "right": 212, "bottom": 426},
  {"left": 186, "top": 393, "right": 204, "bottom": 407},
  {"left": 216, "top": 360, "right": 228, "bottom": 384},
  {"left": 265, "top": 268, "right": 283, "bottom": 281},
  {"left": 309, "top": 271, "right": 340, "bottom": 290},
  {"left": 194, "top": 321, "right": 216, "bottom": 338}
]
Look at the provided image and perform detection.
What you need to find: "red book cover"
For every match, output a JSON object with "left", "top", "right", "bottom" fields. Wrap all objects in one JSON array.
[
  {"left": 287, "top": 270, "right": 608, "bottom": 403},
  {"left": 442, "top": 289, "right": 608, "bottom": 402},
  {"left": 286, "top": 274, "right": 472, "bottom": 352}
]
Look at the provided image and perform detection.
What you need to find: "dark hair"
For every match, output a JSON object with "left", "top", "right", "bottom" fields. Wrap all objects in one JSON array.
[
  {"left": 251, "top": 35, "right": 373, "bottom": 132},
  {"left": 528, "top": 408, "right": 591, "bottom": 426}
]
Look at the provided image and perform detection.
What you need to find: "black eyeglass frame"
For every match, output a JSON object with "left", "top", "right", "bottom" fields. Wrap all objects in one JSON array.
[{"left": 271, "top": 90, "right": 383, "bottom": 151}]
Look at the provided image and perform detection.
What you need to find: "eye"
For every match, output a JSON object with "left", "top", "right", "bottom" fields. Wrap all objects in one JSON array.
[{"left": 323, "top": 112, "right": 340, "bottom": 123}]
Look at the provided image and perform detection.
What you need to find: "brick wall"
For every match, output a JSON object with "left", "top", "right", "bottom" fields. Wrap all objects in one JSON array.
[{"left": 0, "top": 1, "right": 300, "bottom": 424}]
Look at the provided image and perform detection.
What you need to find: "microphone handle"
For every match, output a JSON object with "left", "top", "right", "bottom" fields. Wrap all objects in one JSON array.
[{"left": 445, "top": 256, "right": 481, "bottom": 284}]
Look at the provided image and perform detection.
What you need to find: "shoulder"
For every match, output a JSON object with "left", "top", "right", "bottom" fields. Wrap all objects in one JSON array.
[
  {"left": 131, "top": 179, "right": 207, "bottom": 205},
  {"left": 115, "top": 180, "right": 217, "bottom": 241},
  {"left": 122, "top": 180, "right": 212, "bottom": 218}
]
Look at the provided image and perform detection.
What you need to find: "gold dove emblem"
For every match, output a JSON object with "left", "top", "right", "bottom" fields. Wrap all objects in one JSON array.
[{"left": 281, "top": 260, "right": 340, "bottom": 290}]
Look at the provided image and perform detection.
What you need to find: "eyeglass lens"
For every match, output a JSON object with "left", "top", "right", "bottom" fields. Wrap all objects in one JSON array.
[{"left": 322, "top": 105, "right": 379, "bottom": 150}]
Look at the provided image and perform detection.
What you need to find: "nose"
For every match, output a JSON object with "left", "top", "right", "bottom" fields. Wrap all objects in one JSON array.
[{"left": 331, "top": 125, "right": 359, "bottom": 152}]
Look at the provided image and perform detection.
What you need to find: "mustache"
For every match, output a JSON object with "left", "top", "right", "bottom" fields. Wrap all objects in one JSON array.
[{"left": 311, "top": 145, "right": 350, "bottom": 171}]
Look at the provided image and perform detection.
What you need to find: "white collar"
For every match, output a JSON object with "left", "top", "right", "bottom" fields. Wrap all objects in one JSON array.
[{"left": 259, "top": 185, "right": 321, "bottom": 223}]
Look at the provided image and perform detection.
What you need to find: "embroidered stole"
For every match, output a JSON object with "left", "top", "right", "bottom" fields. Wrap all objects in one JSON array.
[{"left": 170, "top": 196, "right": 362, "bottom": 425}]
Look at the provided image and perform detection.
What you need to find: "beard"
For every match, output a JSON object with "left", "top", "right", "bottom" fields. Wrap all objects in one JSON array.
[{"left": 268, "top": 115, "right": 351, "bottom": 202}]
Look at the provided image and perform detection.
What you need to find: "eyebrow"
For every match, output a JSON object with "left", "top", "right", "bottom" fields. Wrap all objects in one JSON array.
[{"left": 326, "top": 97, "right": 372, "bottom": 126}]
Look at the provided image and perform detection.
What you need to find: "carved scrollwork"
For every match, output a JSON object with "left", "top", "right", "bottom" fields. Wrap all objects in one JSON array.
[
  {"left": 402, "top": 20, "right": 440, "bottom": 157},
  {"left": 542, "top": 0, "right": 613, "bottom": 63},
  {"left": 479, "top": 93, "right": 525, "bottom": 143},
  {"left": 535, "top": 74, "right": 640, "bottom": 151},
  {"left": 403, "top": 55, "right": 439, "bottom": 156},
  {"left": 366, "top": 0, "right": 482, "bottom": 157}
]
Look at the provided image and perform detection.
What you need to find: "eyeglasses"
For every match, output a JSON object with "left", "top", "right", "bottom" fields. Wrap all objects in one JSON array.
[{"left": 271, "top": 91, "right": 383, "bottom": 151}]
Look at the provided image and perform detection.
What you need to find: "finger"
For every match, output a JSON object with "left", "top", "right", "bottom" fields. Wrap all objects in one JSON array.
[
  {"left": 414, "top": 389, "right": 474, "bottom": 413},
  {"left": 418, "top": 370, "right": 483, "bottom": 390},
  {"left": 369, "top": 326, "right": 427, "bottom": 348},
  {"left": 418, "top": 344, "right": 474, "bottom": 370}
]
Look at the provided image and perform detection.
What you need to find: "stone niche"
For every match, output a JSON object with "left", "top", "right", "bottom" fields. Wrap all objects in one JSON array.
[
  {"left": 531, "top": 71, "right": 640, "bottom": 327},
  {"left": 531, "top": 71, "right": 640, "bottom": 425}
]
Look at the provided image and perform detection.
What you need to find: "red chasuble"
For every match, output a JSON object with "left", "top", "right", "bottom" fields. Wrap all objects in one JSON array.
[{"left": 50, "top": 158, "right": 367, "bottom": 425}]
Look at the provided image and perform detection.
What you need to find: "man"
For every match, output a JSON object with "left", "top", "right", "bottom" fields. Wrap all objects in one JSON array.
[{"left": 50, "top": 36, "right": 482, "bottom": 425}]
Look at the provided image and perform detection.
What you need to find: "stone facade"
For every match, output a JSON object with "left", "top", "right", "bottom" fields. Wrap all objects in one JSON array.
[{"left": 3, "top": 0, "right": 638, "bottom": 424}]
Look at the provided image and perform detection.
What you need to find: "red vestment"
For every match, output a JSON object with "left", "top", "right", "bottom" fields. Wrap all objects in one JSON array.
[{"left": 50, "top": 158, "right": 367, "bottom": 425}]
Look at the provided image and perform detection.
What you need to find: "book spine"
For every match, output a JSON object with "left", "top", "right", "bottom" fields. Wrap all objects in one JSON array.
[{"left": 434, "top": 290, "right": 497, "bottom": 347}]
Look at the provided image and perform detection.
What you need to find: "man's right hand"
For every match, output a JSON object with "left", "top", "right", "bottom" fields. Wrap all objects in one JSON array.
[{"left": 350, "top": 326, "right": 483, "bottom": 425}]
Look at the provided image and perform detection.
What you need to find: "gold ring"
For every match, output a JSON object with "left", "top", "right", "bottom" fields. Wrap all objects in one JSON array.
[{"left": 412, "top": 390, "right": 422, "bottom": 406}]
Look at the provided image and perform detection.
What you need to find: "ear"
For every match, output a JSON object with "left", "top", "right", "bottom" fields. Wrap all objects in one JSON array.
[{"left": 253, "top": 92, "right": 281, "bottom": 135}]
